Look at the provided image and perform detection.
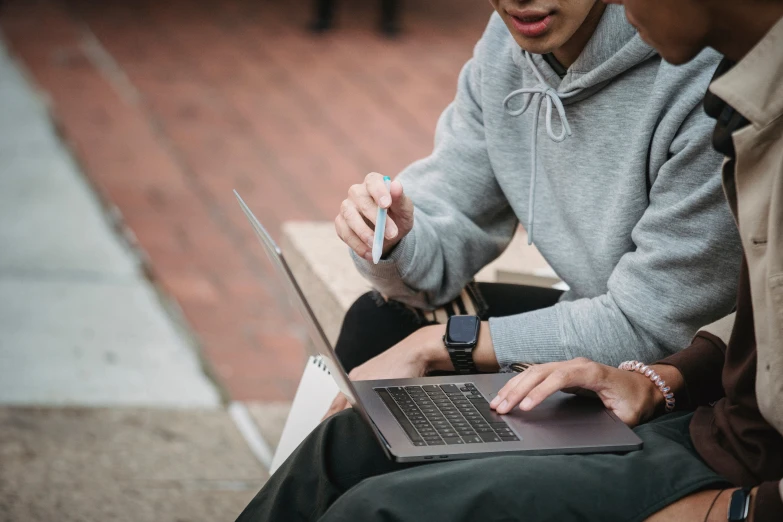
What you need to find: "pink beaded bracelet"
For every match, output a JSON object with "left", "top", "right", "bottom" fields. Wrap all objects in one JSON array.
[{"left": 618, "top": 360, "right": 676, "bottom": 413}]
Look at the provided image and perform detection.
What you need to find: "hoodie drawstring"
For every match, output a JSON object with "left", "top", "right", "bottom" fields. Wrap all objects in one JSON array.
[{"left": 503, "top": 52, "right": 579, "bottom": 245}]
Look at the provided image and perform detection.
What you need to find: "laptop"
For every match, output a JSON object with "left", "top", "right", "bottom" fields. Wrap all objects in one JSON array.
[{"left": 235, "top": 191, "right": 643, "bottom": 463}]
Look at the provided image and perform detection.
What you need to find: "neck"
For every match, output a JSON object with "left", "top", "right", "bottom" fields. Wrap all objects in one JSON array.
[
  {"left": 553, "top": 2, "right": 606, "bottom": 67},
  {"left": 706, "top": 3, "right": 783, "bottom": 62}
]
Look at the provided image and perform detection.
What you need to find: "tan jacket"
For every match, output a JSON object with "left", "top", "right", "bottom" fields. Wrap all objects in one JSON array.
[{"left": 708, "top": 15, "right": 783, "bottom": 448}]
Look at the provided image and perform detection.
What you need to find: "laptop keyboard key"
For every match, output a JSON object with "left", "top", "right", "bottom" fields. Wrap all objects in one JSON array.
[
  {"left": 376, "top": 389, "right": 424, "bottom": 444},
  {"left": 379, "top": 383, "right": 510, "bottom": 449},
  {"left": 479, "top": 432, "right": 502, "bottom": 443},
  {"left": 472, "top": 407, "right": 506, "bottom": 424}
]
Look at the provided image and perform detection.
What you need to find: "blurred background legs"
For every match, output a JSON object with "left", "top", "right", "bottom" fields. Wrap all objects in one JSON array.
[{"left": 311, "top": 0, "right": 401, "bottom": 36}]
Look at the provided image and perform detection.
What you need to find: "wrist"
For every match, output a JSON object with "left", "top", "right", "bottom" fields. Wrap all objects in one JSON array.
[
  {"left": 650, "top": 364, "right": 685, "bottom": 413},
  {"left": 381, "top": 236, "right": 403, "bottom": 257},
  {"left": 419, "top": 324, "right": 451, "bottom": 373},
  {"left": 420, "top": 321, "right": 500, "bottom": 374},
  {"left": 706, "top": 489, "right": 738, "bottom": 522},
  {"left": 473, "top": 321, "right": 499, "bottom": 372}
]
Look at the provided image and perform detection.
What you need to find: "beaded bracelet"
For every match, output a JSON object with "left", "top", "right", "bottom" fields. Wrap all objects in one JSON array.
[{"left": 618, "top": 360, "right": 676, "bottom": 412}]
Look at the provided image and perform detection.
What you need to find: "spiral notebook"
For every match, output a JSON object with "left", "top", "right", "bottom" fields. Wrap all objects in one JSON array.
[{"left": 270, "top": 355, "right": 340, "bottom": 473}]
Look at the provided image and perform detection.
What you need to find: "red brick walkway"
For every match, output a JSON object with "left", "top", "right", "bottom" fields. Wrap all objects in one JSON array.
[{"left": 0, "top": 0, "right": 491, "bottom": 401}]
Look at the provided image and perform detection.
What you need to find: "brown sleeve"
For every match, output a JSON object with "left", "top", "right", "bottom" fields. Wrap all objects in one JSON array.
[
  {"left": 751, "top": 481, "right": 783, "bottom": 522},
  {"left": 655, "top": 331, "right": 727, "bottom": 410}
]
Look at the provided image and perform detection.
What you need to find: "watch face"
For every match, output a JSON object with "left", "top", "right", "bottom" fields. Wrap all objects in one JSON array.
[
  {"left": 728, "top": 488, "right": 750, "bottom": 521},
  {"left": 446, "top": 316, "right": 480, "bottom": 346}
]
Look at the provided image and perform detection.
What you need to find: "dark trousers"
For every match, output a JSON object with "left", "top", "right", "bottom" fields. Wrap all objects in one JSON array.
[
  {"left": 334, "top": 282, "right": 564, "bottom": 373},
  {"left": 236, "top": 410, "right": 727, "bottom": 521}
]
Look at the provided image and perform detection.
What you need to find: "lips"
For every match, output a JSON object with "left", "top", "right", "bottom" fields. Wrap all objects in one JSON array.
[{"left": 508, "top": 11, "right": 553, "bottom": 38}]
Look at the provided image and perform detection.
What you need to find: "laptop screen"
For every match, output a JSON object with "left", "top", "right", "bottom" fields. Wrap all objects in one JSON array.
[{"left": 234, "top": 191, "right": 359, "bottom": 405}]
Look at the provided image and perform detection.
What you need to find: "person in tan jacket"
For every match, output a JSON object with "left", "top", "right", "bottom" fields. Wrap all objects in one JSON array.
[
  {"left": 601, "top": 0, "right": 783, "bottom": 517},
  {"left": 235, "top": 1, "right": 783, "bottom": 521}
]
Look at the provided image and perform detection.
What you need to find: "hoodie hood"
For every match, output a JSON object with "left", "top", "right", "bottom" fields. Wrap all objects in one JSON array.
[{"left": 504, "top": 5, "right": 656, "bottom": 243}]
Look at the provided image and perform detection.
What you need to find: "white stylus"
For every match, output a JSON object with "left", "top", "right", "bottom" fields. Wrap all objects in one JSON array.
[{"left": 372, "top": 176, "right": 392, "bottom": 264}]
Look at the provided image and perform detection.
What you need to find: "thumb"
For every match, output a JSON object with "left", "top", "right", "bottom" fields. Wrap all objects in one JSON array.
[{"left": 389, "top": 180, "right": 413, "bottom": 217}]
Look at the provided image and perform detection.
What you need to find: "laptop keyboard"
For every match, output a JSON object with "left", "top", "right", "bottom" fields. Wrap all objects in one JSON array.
[{"left": 375, "top": 383, "right": 520, "bottom": 446}]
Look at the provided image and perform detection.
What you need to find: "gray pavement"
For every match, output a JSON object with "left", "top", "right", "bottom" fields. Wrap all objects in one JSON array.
[
  {"left": 0, "top": 38, "right": 219, "bottom": 408},
  {"left": 0, "top": 35, "right": 270, "bottom": 520}
]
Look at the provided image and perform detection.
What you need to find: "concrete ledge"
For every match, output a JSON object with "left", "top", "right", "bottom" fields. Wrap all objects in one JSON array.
[{"left": 281, "top": 222, "right": 558, "bottom": 346}]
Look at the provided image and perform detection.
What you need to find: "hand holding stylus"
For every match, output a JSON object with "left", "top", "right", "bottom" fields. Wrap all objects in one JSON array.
[{"left": 334, "top": 172, "right": 414, "bottom": 262}]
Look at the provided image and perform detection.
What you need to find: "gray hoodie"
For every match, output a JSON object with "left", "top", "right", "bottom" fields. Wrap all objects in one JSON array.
[{"left": 352, "top": 7, "right": 742, "bottom": 367}]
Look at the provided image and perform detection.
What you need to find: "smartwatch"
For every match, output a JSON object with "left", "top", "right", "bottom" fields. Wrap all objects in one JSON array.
[
  {"left": 443, "top": 315, "right": 480, "bottom": 374},
  {"left": 728, "top": 488, "right": 752, "bottom": 521}
]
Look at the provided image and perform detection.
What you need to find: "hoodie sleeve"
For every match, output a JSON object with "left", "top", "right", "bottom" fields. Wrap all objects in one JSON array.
[
  {"left": 351, "top": 20, "right": 519, "bottom": 309},
  {"left": 490, "top": 77, "right": 742, "bottom": 367}
]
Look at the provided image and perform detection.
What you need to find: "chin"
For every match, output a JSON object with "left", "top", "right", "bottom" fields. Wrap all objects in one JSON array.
[
  {"left": 639, "top": 33, "right": 703, "bottom": 65},
  {"left": 509, "top": 33, "right": 562, "bottom": 55},
  {"left": 658, "top": 46, "right": 703, "bottom": 65}
]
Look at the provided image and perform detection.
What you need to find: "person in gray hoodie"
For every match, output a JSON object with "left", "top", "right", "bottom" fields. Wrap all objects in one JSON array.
[{"left": 325, "top": 0, "right": 741, "bottom": 408}]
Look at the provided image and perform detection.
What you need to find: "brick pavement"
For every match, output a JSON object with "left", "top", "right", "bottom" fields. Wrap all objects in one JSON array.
[{"left": 0, "top": 0, "right": 491, "bottom": 401}]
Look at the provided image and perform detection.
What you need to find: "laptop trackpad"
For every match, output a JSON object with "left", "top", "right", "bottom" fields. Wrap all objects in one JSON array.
[{"left": 506, "top": 395, "right": 616, "bottom": 427}]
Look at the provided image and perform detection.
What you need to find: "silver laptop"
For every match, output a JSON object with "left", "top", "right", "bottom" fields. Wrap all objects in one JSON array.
[{"left": 235, "top": 191, "right": 643, "bottom": 463}]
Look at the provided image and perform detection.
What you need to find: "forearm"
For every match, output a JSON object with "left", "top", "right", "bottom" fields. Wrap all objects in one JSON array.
[
  {"left": 702, "top": 485, "right": 781, "bottom": 522},
  {"left": 488, "top": 293, "right": 671, "bottom": 369},
  {"left": 648, "top": 482, "right": 782, "bottom": 521}
]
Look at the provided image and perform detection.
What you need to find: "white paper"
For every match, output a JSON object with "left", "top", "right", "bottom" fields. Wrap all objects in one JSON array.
[{"left": 270, "top": 355, "right": 339, "bottom": 473}]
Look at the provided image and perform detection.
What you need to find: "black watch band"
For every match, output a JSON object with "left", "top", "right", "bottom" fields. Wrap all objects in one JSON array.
[{"left": 448, "top": 346, "right": 478, "bottom": 374}]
